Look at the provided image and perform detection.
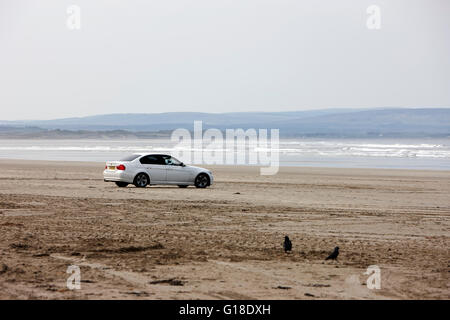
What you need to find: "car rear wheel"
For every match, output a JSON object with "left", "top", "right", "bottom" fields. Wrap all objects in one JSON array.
[
  {"left": 194, "top": 173, "right": 209, "bottom": 188},
  {"left": 115, "top": 182, "right": 128, "bottom": 188},
  {"left": 134, "top": 173, "right": 149, "bottom": 188}
]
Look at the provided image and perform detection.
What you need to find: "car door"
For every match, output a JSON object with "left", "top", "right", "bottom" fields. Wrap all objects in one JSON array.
[
  {"left": 139, "top": 155, "right": 167, "bottom": 183},
  {"left": 165, "top": 156, "right": 193, "bottom": 184}
]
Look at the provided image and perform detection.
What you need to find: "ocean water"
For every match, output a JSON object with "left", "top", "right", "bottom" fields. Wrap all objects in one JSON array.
[{"left": 0, "top": 138, "right": 449, "bottom": 170}]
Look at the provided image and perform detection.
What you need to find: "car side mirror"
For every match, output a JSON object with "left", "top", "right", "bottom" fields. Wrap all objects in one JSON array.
[{"left": 181, "top": 162, "right": 186, "bottom": 167}]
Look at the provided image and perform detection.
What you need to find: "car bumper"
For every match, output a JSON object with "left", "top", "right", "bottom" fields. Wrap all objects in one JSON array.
[
  {"left": 103, "top": 170, "right": 134, "bottom": 183},
  {"left": 207, "top": 173, "right": 214, "bottom": 185}
]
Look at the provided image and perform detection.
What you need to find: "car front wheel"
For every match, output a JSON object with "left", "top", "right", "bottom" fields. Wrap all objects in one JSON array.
[{"left": 194, "top": 173, "right": 210, "bottom": 188}]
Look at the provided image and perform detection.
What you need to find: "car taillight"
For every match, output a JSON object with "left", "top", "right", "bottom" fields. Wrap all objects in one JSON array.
[
  {"left": 116, "top": 164, "right": 126, "bottom": 171},
  {"left": 105, "top": 165, "right": 107, "bottom": 169}
]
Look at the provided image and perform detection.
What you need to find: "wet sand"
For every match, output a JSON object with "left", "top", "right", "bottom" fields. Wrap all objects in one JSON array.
[{"left": 0, "top": 159, "right": 449, "bottom": 299}]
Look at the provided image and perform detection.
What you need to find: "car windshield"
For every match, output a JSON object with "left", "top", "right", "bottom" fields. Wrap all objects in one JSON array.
[{"left": 119, "top": 154, "right": 140, "bottom": 161}]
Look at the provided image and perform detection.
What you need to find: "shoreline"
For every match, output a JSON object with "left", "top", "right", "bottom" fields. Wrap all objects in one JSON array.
[{"left": 0, "top": 157, "right": 449, "bottom": 173}]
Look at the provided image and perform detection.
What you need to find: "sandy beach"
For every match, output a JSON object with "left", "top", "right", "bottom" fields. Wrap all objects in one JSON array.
[{"left": 0, "top": 159, "right": 448, "bottom": 299}]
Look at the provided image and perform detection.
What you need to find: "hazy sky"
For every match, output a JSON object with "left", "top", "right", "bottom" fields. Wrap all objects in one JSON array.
[{"left": 0, "top": 0, "right": 449, "bottom": 120}]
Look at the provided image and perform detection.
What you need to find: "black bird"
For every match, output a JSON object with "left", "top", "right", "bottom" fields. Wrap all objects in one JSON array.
[
  {"left": 325, "top": 246, "right": 339, "bottom": 261},
  {"left": 283, "top": 236, "right": 292, "bottom": 253}
]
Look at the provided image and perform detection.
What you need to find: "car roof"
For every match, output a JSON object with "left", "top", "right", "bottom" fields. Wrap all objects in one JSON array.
[{"left": 133, "top": 153, "right": 171, "bottom": 157}]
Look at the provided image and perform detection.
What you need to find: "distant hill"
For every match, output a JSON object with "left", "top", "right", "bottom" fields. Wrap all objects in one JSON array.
[
  {"left": 0, "top": 127, "right": 172, "bottom": 139},
  {"left": 0, "top": 108, "right": 449, "bottom": 138},
  {"left": 267, "top": 108, "right": 450, "bottom": 137},
  {"left": 0, "top": 109, "right": 356, "bottom": 131}
]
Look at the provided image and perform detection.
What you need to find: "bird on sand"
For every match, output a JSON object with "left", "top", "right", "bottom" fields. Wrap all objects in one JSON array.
[
  {"left": 283, "top": 236, "right": 292, "bottom": 253},
  {"left": 325, "top": 246, "right": 339, "bottom": 261}
]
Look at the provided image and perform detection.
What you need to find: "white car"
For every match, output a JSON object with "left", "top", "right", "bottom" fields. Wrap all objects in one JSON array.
[{"left": 103, "top": 154, "right": 213, "bottom": 188}]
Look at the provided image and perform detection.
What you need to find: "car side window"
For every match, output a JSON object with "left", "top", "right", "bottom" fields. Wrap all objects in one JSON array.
[
  {"left": 165, "top": 157, "right": 181, "bottom": 166},
  {"left": 140, "top": 155, "right": 165, "bottom": 165}
]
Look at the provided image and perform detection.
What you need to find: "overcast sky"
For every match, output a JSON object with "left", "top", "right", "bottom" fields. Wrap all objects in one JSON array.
[{"left": 0, "top": 0, "right": 449, "bottom": 120}]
